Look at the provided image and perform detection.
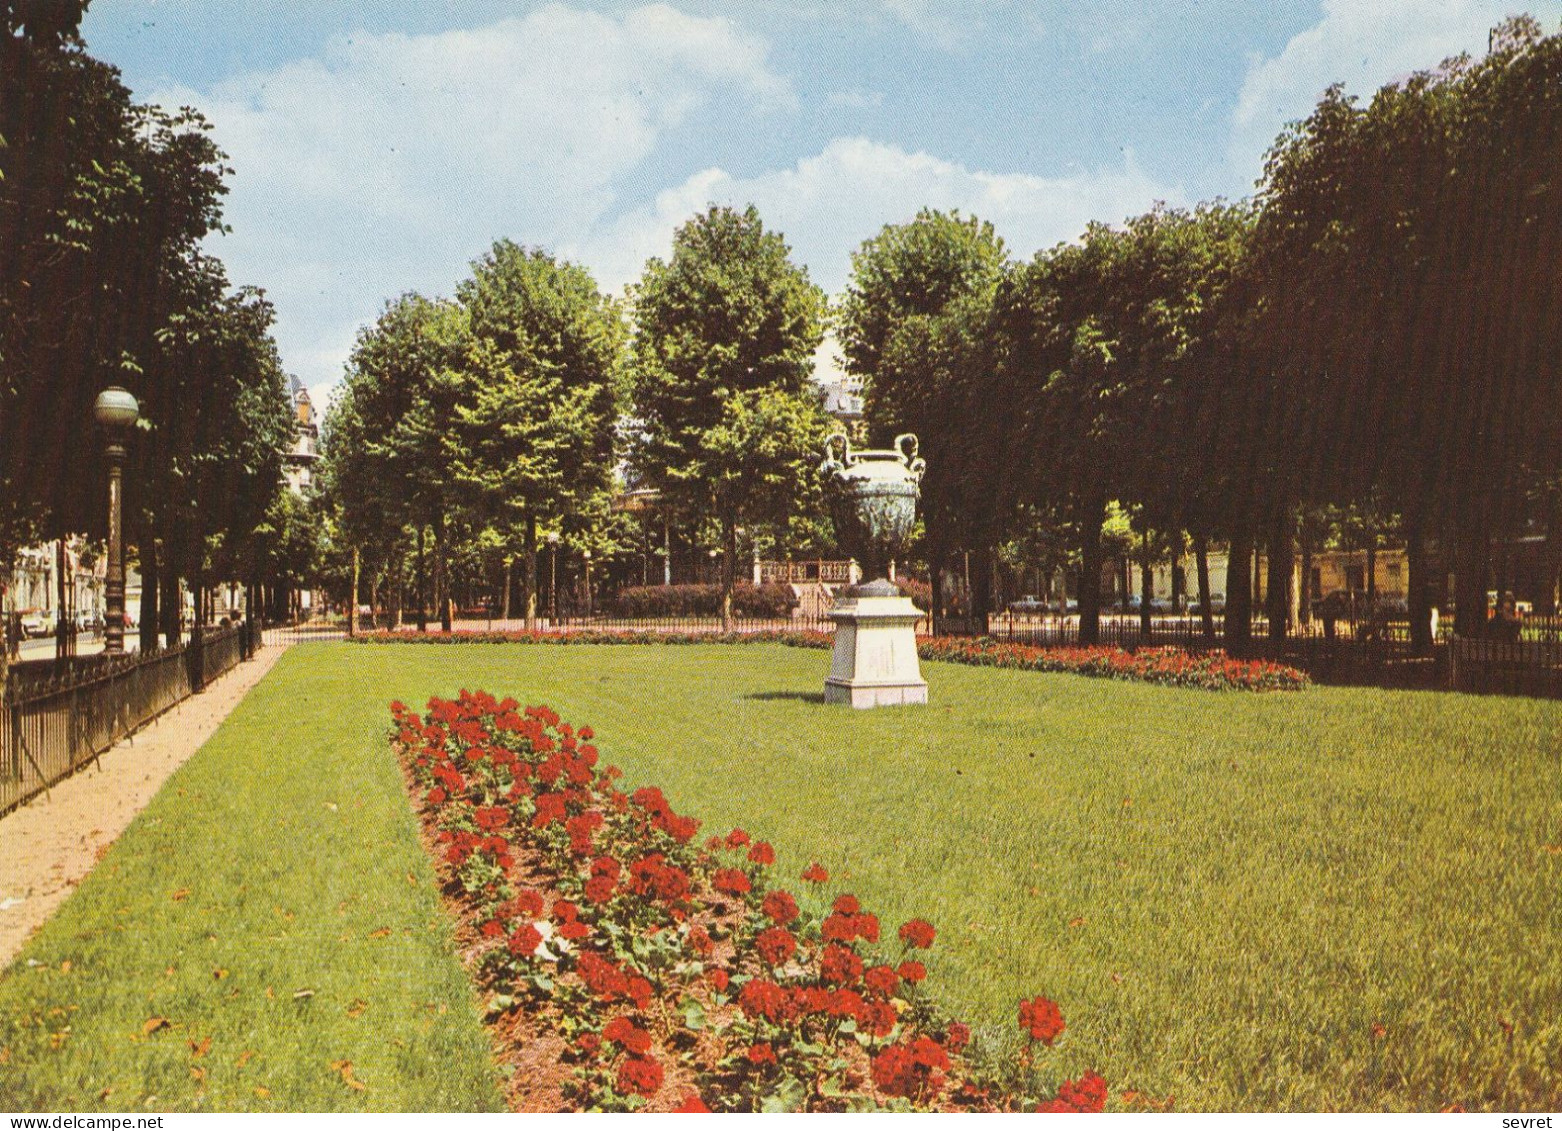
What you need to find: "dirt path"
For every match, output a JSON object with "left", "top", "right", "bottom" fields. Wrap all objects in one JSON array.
[{"left": 0, "top": 644, "right": 289, "bottom": 967}]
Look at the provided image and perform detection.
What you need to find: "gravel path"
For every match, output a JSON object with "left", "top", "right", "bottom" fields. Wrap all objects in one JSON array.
[{"left": 0, "top": 644, "right": 289, "bottom": 967}]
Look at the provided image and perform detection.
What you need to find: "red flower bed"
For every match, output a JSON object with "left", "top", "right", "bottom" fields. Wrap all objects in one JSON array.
[
  {"left": 393, "top": 691, "right": 1111, "bottom": 1112},
  {"left": 358, "top": 628, "right": 1305, "bottom": 692},
  {"left": 917, "top": 637, "right": 1309, "bottom": 692}
]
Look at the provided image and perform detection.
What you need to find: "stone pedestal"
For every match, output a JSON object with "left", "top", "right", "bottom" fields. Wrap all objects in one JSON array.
[{"left": 824, "top": 581, "right": 928, "bottom": 708}]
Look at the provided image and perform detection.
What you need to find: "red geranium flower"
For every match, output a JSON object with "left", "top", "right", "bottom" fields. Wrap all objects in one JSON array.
[
  {"left": 864, "top": 965, "right": 900, "bottom": 997},
  {"left": 801, "top": 862, "right": 828, "bottom": 883},
  {"left": 833, "top": 894, "right": 861, "bottom": 915},
  {"left": 755, "top": 927, "right": 797, "bottom": 967},
  {"left": 706, "top": 968, "right": 730, "bottom": 992},
  {"left": 943, "top": 1022, "right": 970, "bottom": 1053},
  {"left": 507, "top": 923, "right": 542, "bottom": 957},
  {"left": 725, "top": 828, "right": 751, "bottom": 848},
  {"left": 761, "top": 889, "right": 799, "bottom": 925},
  {"left": 1040, "top": 1071, "right": 1108, "bottom": 1113},
  {"left": 603, "top": 1016, "right": 653, "bottom": 1055},
  {"left": 898, "top": 918, "right": 936, "bottom": 949},
  {"left": 672, "top": 1093, "right": 710, "bottom": 1112},
  {"left": 897, "top": 960, "right": 926, "bottom": 984},
  {"left": 616, "top": 1055, "right": 663, "bottom": 1099},
  {"left": 747, "top": 841, "right": 775, "bottom": 866},
  {"left": 712, "top": 868, "right": 751, "bottom": 896},
  {"left": 746, "top": 1042, "right": 777, "bottom": 1066},
  {"left": 1019, "top": 995, "right": 1066, "bottom": 1045}
]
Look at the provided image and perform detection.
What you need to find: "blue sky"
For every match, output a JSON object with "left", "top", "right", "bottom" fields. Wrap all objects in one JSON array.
[{"left": 79, "top": 1, "right": 1561, "bottom": 404}]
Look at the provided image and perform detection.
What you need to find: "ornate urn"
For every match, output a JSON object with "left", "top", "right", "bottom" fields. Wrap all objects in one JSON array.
[
  {"left": 820, "top": 432, "right": 925, "bottom": 589},
  {"left": 818, "top": 432, "right": 929, "bottom": 708}
]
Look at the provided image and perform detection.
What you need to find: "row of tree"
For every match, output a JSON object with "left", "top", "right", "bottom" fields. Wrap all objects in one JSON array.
[
  {"left": 841, "top": 16, "right": 1562, "bottom": 650},
  {"left": 321, "top": 209, "right": 835, "bottom": 632},
  {"left": 316, "top": 18, "right": 1559, "bottom": 652},
  {"left": 1, "top": 3, "right": 299, "bottom": 677}
]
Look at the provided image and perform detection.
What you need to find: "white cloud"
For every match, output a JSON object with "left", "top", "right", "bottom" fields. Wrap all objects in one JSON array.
[
  {"left": 825, "top": 88, "right": 886, "bottom": 110},
  {"left": 1229, "top": 0, "right": 1562, "bottom": 183},
  {"left": 150, "top": 4, "right": 793, "bottom": 391},
  {"left": 576, "top": 136, "right": 1183, "bottom": 296},
  {"left": 878, "top": 0, "right": 1042, "bottom": 51}
]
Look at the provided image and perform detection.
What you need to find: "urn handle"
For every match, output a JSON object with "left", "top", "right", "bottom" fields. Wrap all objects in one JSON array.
[
  {"left": 820, "top": 431, "right": 852, "bottom": 479},
  {"left": 896, "top": 433, "right": 926, "bottom": 482}
]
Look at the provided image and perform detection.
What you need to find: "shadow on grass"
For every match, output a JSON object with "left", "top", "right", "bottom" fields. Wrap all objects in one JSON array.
[{"left": 744, "top": 690, "right": 827, "bottom": 704}]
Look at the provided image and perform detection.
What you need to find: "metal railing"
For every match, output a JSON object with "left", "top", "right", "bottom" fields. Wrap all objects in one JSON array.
[
  {"left": 1449, "top": 637, "right": 1562, "bottom": 697},
  {"left": 1, "top": 624, "right": 247, "bottom": 815}
]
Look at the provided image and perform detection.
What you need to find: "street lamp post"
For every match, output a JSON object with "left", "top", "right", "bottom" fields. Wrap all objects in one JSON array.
[{"left": 93, "top": 387, "right": 139, "bottom": 656}]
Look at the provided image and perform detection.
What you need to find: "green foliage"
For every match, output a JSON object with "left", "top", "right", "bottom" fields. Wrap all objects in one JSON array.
[
  {"left": 629, "top": 204, "right": 827, "bottom": 527},
  {"left": 839, "top": 208, "right": 1008, "bottom": 435},
  {"left": 451, "top": 241, "right": 623, "bottom": 529}
]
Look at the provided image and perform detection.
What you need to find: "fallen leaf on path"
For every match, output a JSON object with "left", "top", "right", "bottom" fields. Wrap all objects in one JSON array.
[
  {"left": 367, "top": 927, "right": 391, "bottom": 939},
  {"left": 254, "top": 1086, "right": 270, "bottom": 1099},
  {"left": 97, "top": 1088, "right": 112, "bottom": 1101},
  {"left": 1370, "top": 1023, "right": 1387, "bottom": 1039},
  {"left": 171, "top": 889, "right": 191, "bottom": 902},
  {"left": 405, "top": 871, "right": 417, "bottom": 886},
  {"left": 1068, "top": 917, "right": 1087, "bottom": 928},
  {"left": 236, "top": 1049, "right": 257, "bottom": 1067},
  {"left": 143, "top": 1016, "right": 171, "bottom": 1036},
  {"left": 212, "top": 968, "right": 229, "bottom": 980},
  {"left": 59, "top": 961, "right": 71, "bottom": 974},
  {"left": 190, "top": 1066, "right": 206, "bottom": 1083},
  {"left": 189, "top": 1037, "right": 211, "bottom": 1058},
  {"left": 346, "top": 1000, "right": 368, "bottom": 1018}
]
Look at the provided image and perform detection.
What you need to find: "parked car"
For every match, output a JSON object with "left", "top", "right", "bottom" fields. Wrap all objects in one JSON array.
[
  {"left": 1125, "top": 595, "right": 1175, "bottom": 613},
  {"left": 1008, "top": 595, "right": 1049, "bottom": 614},
  {"left": 1188, "top": 593, "right": 1226, "bottom": 614},
  {"left": 18, "top": 610, "right": 52, "bottom": 638},
  {"left": 75, "top": 610, "right": 104, "bottom": 632}
]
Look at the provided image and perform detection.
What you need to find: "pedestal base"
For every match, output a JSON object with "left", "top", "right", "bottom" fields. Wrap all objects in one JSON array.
[{"left": 824, "top": 590, "right": 927, "bottom": 709}]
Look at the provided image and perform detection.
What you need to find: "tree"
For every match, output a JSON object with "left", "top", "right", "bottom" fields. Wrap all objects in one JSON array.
[
  {"left": 324, "top": 293, "right": 469, "bottom": 631},
  {"left": 629, "top": 205, "right": 827, "bottom": 629},
  {"left": 450, "top": 241, "right": 623, "bottom": 626}
]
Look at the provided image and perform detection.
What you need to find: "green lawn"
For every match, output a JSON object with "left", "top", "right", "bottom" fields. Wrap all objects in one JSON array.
[
  {"left": 0, "top": 649, "right": 505, "bottom": 1112},
  {"left": 5, "top": 641, "right": 1560, "bottom": 1111}
]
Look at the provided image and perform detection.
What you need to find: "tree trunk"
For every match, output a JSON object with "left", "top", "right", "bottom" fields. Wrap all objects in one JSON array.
[
  {"left": 500, "top": 556, "right": 512, "bottom": 622},
  {"left": 1078, "top": 506, "right": 1104, "bottom": 646},
  {"left": 1538, "top": 490, "right": 1562, "bottom": 617},
  {"left": 415, "top": 525, "right": 427, "bottom": 633},
  {"left": 930, "top": 545, "right": 946, "bottom": 633},
  {"left": 1406, "top": 517, "right": 1433, "bottom": 655},
  {"left": 139, "top": 534, "right": 160, "bottom": 654},
  {"left": 1266, "top": 512, "right": 1293, "bottom": 643},
  {"left": 1170, "top": 546, "right": 1184, "bottom": 612},
  {"left": 1298, "top": 524, "right": 1314, "bottom": 627},
  {"left": 524, "top": 515, "right": 539, "bottom": 631},
  {"left": 1194, "top": 534, "right": 1215, "bottom": 641},
  {"left": 1453, "top": 514, "right": 1490, "bottom": 638},
  {"left": 1138, "top": 530, "right": 1153, "bottom": 639},
  {"left": 160, "top": 562, "right": 180, "bottom": 649},
  {"left": 720, "top": 519, "right": 737, "bottom": 632},
  {"left": 348, "top": 547, "right": 360, "bottom": 638},
  {"left": 190, "top": 571, "right": 206, "bottom": 691},
  {"left": 971, "top": 544, "right": 993, "bottom": 630},
  {"left": 434, "top": 518, "right": 452, "bottom": 632},
  {"left": 1366, "top": 526, "right": 1378, "bottom": 610},
  {"left": 1225, "top": 529, "right": 1254, "bottom": 655}
]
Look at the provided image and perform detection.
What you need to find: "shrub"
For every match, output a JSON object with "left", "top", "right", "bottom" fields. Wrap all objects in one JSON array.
[{"left": 605, "top": 583, "right": 798, "bottom": 619}]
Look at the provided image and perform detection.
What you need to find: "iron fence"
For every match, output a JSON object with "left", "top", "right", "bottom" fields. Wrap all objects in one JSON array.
[
  {"left": 1449, "top": 637, "right": 1562, "bottom": 696},
  {"left": 1, "top": 624, "right": 246, "bottom": 815}
]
